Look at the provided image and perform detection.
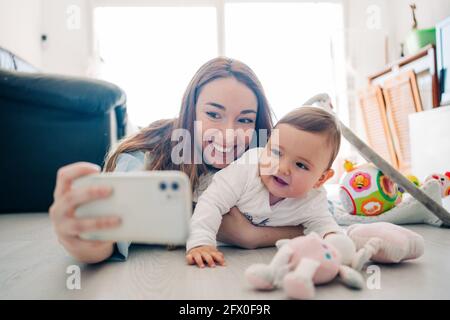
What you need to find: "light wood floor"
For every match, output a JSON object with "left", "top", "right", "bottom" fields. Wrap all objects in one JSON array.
[{"left": 1, "top": 208, "right": 450, "bottom": 299}]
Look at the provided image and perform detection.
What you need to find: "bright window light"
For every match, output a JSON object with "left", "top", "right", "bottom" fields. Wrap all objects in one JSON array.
[
  {"left": 224, "top": 2, "right": 347, "bottom": 121},
  {"left": 94, "top": 7, "right": 218, "bottom": 127}
]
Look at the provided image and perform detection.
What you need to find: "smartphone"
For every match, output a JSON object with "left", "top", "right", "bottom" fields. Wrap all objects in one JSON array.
[{"left": 73, "top": 171, "right": 192, "bottom": 245}]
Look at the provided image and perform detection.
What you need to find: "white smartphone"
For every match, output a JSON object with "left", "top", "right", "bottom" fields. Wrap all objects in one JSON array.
[{"left": 73, "top": 171, "right": 192, "bottom": 245}]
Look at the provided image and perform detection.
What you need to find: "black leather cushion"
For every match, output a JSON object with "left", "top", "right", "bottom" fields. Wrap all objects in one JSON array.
[{"left": 0, "top": 68, "right": 127, "bottom": 213}]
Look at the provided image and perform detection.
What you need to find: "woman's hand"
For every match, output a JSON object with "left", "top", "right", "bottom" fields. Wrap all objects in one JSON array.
[
  {"left": 186, "top": 245, "right": 225, "bottom": 268},
  {"left": 217, "top": 207, "right": 304, "bottom": 249},
  {"left": 49, "top": 162, "right": 122, "bottom": 264}
]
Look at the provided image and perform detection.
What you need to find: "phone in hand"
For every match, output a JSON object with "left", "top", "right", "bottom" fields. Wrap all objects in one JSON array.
[{"left": 73, "top": 171, "right": 192, "bottom": 245}]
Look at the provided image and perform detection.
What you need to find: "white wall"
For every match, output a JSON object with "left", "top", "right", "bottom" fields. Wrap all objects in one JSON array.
[
  {"left": 41, "top": 0, "right": 92, "bottom": 76},
  {"left": 387, "top": 0, "right": 450, "bottom": 58},
  {"left": 0, "top": 0, "right": 43, "bottom": 68},
  {"left": 344, "top": 0, "right": 391, "bottom": 86},
  {"left": 1, "top": 1, "right": 449, "bottom": 79},
  {"left": 344, "top": 0, "right": 450, "bottom": 84},
  {"left": 342, "top": 0, "right": 450, "bottom": 139}
]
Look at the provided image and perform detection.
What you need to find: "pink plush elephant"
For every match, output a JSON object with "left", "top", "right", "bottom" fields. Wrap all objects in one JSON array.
[
  {"left": 245, "top": 223, "right": 425, "bottom": 299},
  {"left": 245, "top": 233, "right": 364, "bottom": 299}
]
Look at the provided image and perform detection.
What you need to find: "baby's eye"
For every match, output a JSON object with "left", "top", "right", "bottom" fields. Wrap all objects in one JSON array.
[
  {"left": 324, "top": 252, "right": 332, "bottom": 260},
  {"left": 296, "top": 162, "right": 309, "bottom": 170}
]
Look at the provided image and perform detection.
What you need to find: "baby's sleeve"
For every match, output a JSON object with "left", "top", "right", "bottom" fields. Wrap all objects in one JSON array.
[
  {"left": 302, "top": 189, "right": 343, "bottom": 239},
  {"left": 186, "top": 156, "right": 251, "bottom": 252}
]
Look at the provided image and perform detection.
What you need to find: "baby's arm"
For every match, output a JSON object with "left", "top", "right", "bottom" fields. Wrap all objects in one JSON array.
[
  {"left": 301, "top": 191, "right": 356, "bottom": 265},
  {"left": 301, "top": 189, "right": 343, "bottom": 238},
  {"left": 186, "top": 162, "right": 248, "bottom": 267}
]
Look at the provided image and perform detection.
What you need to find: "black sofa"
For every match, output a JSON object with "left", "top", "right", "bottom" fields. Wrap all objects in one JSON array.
[{"left": 0, "top": 47, "right": 128, "bottom": 213}]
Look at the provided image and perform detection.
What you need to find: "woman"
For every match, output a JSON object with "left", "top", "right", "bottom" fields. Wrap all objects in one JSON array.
[{"left": 49, "top": 57, "right": 304, "bottom": 264}]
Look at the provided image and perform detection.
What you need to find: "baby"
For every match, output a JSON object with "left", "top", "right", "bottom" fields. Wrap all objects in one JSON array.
[{"left": 186, "top": 106, "right": 345, "bottom": 268}]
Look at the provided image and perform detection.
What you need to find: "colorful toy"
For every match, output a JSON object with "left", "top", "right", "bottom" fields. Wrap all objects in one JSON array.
[
  {"left": 397, "top": 174, "right": 421, "bottom": 195},
  {"left": 425, "top": 172, "right": 450, "bottom": 198},
  {"left": 339, "top": 160, "right": 399, "bottom": 216},
  {"left": 305, "top": 93, "right": 450, "bottom": 226},
  {"left": 245, "top": 223, "right": 425, "bottom": 299},
  {"left": 333, "top": 178, "right": 444, "bottom": 227}
]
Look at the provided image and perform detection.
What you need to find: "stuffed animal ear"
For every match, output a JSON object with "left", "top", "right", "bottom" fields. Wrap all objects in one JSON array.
[{"left": 338, "top": 265, "right": 364, "bottom": 289}]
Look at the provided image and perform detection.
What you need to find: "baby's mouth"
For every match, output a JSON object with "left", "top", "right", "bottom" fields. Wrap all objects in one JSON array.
[{"left": 273, "top": 175, "right": 289, "bottom": 187}]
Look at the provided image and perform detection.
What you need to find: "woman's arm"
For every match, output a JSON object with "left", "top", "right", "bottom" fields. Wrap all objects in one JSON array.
[{"left": 217, "top": 207, "right": 304, "bottom": 249}]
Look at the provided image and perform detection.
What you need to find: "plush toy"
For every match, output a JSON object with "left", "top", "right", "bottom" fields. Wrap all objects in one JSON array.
[
  {"left": 333, "top": 178, "right": 444, "bottom": 227},
  {"left": 425, "top": 172, "right": 450, "bottom": 198},
  {"left": 340, "top": 161, "right": 399, "bottom": 216},
  {"left": 245, "top": 223, "right": 425, "bottom": 299},
  {"left": 245, "top": 233, "right": 364, "bottom": 300},
  {"left": 306, "top": 93, "right": 450, "bottom": 227},
  {"left": 397, "top": 174, "right": 420, "bottom": 195},
  {"left": 347, "top": 222, "right": 425, "bottom": 271}
]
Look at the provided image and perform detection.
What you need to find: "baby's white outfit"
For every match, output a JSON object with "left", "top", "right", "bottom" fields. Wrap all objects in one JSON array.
[{"left": 187, "top": 147, "right": 342, "bottom": 251}]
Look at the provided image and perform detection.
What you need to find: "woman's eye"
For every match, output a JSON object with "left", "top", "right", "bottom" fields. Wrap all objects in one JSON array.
[
  {"left": 206, "top": 111, "right": 221, "bottom": 119},
  {"left": 296, "top": 162, "right": 309, "bottom": 170},
  {"left": 271, "top": 148, "right": 281, "bottom": 157},
  {"left": 238, "top": 118, "right": 255, "bottom": 124}
]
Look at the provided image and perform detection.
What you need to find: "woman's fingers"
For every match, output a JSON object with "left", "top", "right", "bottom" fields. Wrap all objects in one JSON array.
[
  {"left": 59, "top": 234, "right": 114, "bottom": 251},
  {"left": 53, "top": 162, "right": 101, "bottom": 200},
  {"left": 52, "top": 186, "right": 112, "bottom": 220},
  {"left": 57, "top": 216, "right": 121, "bottom": 237}
]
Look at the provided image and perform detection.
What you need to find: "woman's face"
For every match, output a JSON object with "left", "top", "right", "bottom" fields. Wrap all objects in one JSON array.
[{"left": 195, "top": 77, "right": 258, "bottom": 169}]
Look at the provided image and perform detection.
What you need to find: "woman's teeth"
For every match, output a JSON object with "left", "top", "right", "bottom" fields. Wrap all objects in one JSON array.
[{"left": 212, "top": 142, "right": 234, "bottom": 153}]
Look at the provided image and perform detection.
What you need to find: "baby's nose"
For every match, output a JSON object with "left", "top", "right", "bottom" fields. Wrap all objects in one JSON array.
[{"left": 278, "top": 160, "right": 290, "bottom": 176}]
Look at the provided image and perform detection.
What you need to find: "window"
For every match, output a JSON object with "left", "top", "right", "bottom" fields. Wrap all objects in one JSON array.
[
  {"left": 94, "top": 1, "right": 347, "bottom": 127},
  {"left": 94, "top": 6, "right": 217, "bottom": 127},
  {"left": 225, "top": 2, "right": 347, "bottom": 121}
]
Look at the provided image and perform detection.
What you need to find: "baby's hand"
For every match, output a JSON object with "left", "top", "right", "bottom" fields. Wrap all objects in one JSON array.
[{"left": 186, "top": 246, "right": 226, "bottom": 268}]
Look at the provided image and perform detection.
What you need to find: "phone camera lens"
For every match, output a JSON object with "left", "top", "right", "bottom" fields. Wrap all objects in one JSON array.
[
  {"left": 159, "top": 182, "right": 167, "bottom": 190},
  {"left": 171, "top": 182, "right": 179, "bottom": 190}
]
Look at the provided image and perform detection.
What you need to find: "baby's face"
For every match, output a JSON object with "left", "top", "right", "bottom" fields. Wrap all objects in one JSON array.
[{"left": 259, "top": 124, "right": 334, "bottom": 199}]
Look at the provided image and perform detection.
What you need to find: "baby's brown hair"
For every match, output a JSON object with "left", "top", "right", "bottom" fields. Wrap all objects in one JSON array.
[{"left": 276, "top": 106, "right": 341, "bottom": 169}]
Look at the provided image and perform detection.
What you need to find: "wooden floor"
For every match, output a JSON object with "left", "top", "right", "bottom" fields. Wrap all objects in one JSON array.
[{"left": 1, "top": 206, "right": 450, "bottom": 299}]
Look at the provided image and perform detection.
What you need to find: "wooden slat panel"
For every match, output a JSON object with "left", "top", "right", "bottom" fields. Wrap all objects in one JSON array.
[
  {"left": 382, "top": 71, "right": 423, "bottom": 173},
  {"left": 358, "top": 85, "right": 398, "bottom": 168}
]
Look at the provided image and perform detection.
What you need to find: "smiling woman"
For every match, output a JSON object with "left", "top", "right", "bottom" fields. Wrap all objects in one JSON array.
[
  {"left": 49, "top": 57, "right": 307, "bottom": 264},
  {"left": 195, "top": 77, "right": 259, "bottom": 169}
]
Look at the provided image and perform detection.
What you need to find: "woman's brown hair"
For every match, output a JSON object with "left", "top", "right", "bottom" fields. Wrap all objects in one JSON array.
[{"left": 104, "top": 57, "right": 274, "bottom": 190}]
